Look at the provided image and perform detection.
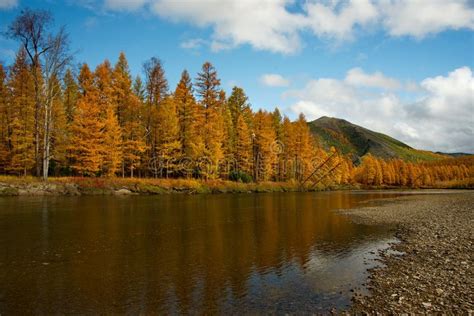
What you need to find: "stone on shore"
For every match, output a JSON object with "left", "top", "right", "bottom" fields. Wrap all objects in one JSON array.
[{"left": 340, "top": 192, "right": 474, "bottom": 313}]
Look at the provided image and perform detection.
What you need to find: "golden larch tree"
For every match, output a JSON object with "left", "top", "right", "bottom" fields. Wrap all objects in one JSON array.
[
  {"left": 121, "top": 94, "right": 146, "bottom": 178},
  {"left": 175, "top": 70, "right": 199, "bottom": 158},
  {"left": 143, "top": 57, "right": 168, "bottom": 177},
  {"left": 234, "top": 114, "right": 252, "bottom": 175},
  {"left": 0, "top": 63, "right": 10, "bottom": 173},
  {"left": 102, "top": 107, "right": 122, "bottom": 176},
  {"left": 69, "top": 64, "right": 104, "bottom": 176},
  {"left": 195, "top": 62, "right": 225, "bottom": 178},
  {"left": 155, "top": 96, "right": 181, "bottom": 178},
  {"left": 252, "top": 110, "right": 277, "bottom": 182},
  {"left": 62, "top": 68, "right": 78, "bottom": 123},
  {"left": 47, "top": 75, "right": 69, "bottom": 176},
  {"left": 292, "top": 113, "right": 314, "bottom": 181},
  {"left": 7, "top": 48, "right": 36, "bottom": 176}
]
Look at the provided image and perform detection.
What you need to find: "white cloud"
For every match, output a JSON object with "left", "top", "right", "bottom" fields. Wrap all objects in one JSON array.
[
  {"left": 418, "top": 66, "right": 474, "bottom": 124},
  {"left": 93, "top": 0, "right": 474, "bottom": 54},
  {"left": 150, "top": 0, "right": 305, "bottom": 54},
  {"left": 260, "top": 74, "right": 290, "bottom": 87},
  {"left": 0, "top": 0, "right": 17, "bottom": 9},
  {"left": 345, "top": 67, "right": 401, "bottom": 90},
  {"left": 380, "top": 0, "right": 474, "bottom": 38},
  {"left": 305, "top": 0, "right": 379, "bottom": 40},
  {"left": 287, "top": 67, "right": 474, "bottom": 153}
]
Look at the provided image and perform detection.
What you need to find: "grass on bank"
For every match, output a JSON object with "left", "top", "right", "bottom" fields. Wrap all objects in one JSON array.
[
  {"left": 0, "top": 176, "right": 311, "bottom": 195},
  {"left": 0, "top": 176, "right": 472, "bottom": 196}
]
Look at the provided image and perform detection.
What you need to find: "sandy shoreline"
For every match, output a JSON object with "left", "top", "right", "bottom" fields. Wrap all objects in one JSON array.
[{"left": 339, "top": 191, "right": 474, "bottom": 313}]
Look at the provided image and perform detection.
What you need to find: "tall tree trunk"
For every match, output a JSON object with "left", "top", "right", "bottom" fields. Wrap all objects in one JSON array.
[
  {"left": 42, "top": 98, "right": 52, "bottom": 180},
  {"left": 33, "top": 65, "right": 42, "bottom": 178}
]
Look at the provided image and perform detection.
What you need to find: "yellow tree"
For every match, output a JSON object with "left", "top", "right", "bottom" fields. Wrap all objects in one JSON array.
[
  {"left": 112, "top": 53, "right": 130, "bottom": 176},
  {"left": 8, "top": 9, "right": 72, "bottom": 179},
  {"left": 234, "top": 114, "right": 252, "bottom": 175},
  {"left": 0, "top": 63, "right": 9, "bottom": 173},
  {"left": 133, "top": 75, "right": 145, "bottom": 102},
  {"left": 374, "top": 158, "right": 383, "bottom": 186},
  {"left": 227, "top": 86, "right": 253, "bottom": 175},
  {"left": 407, "top": 163, "right": 417, "bottom": 188},
  {"left": 155, "top": 96, "right": 181, "bottom": 178},
  {"left": 69, "top": 64, "right": 103, "bottom": 176},
  {"left": 271, "top": 108, "right": 285, "bottom": 181},
  {"left": 7, "top": 48, "right": 36, "bottom": 176},
  {"left": 143, "top": 57, "right": 168, "bottom": 176},
  {"left": 227, "top": 87, "right": 249, "bottom": 153},
  {"left": 112, "top": 53, "right": 132, "bottom": 125},
  {"left": 121, "top": 94, "right": 146, "bottom": 178},
  {"left": 292, "top": 113, "right": 314, "bottom": 181},
  {"left": 195, "top": 62, "right": 225, "bottom": 178},
  {"left": 94, "top": 61, "right": 124, "bottom": 176},
  {"left": 95, "top": 61, "right": 114, "bottom": 110},
  {"left": 381, "top": 160, "right": 393, "bottom": 185},
  {"left": 174, "top": 70, "right": 199, "bottom": 158},
  {"left": 279, "top": 116, "right": 297, "bottom": 180},
  {"left": 361, "top": 154, "right": 377, "bottom": 185},
  {"left": 399, "top": 160, "right": 408, "bottom": 186},
  {"left": 228, "top": 86, "right": 252, "bottom": 129},
  {"left": 253, "top": 110, "right": 277, "bottom": 182},
  {"left": 219, "top": 90, "right": 234, "bottom": 167},
  {"left": 339, "top": 157, "right": 353, "bottom": 185},
  {"left": 112, "top": 53, "right": 146, "bottom": 177},
  {"left": 62, "top": 68, "right": 78, "bottom": 123},
  {"left": 46, "top": 75, "right": 69, "bottom": 176},
  {"left": 102, "top": 107, "right": 122, "bottom": 176}
]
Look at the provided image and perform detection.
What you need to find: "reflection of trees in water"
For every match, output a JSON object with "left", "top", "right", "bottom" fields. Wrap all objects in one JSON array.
[{"left": 0, "top": 193, "right": 390, "bottom": 314}]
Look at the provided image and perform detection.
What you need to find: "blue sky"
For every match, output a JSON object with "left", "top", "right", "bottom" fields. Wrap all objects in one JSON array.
[{"left": 1, "top": 0, "right": 473, "bottom": 152}]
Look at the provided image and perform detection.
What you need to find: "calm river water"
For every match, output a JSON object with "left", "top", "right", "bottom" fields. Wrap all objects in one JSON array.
[{"left": 0, "top": 191, "right": 400, "bottom": 314}]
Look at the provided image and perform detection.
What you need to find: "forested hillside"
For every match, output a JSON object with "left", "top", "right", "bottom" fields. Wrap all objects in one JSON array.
[{"left": 308, "top": 116, "right": 446, "bottom": 162}]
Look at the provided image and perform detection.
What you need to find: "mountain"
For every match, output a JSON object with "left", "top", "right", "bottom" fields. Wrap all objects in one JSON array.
[
  {"left": 435, "top": 152, "right": 472, "bottom": 158},
  {"left": 308, "top": 116, "right": 446, "bottom": 162}
]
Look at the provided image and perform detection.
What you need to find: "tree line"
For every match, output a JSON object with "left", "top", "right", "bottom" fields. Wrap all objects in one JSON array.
[
  {"left": 0, "top": 9, "right": 334, "bottom": 182},
  {"left": 353, "top": 154, "right": 473, "bottom": 188},
  {"left": 0, "top": 45, "right": 337, "bottom": 181},
  {"left": 0, "top": 9, "right": 472, "bottom": 188}
]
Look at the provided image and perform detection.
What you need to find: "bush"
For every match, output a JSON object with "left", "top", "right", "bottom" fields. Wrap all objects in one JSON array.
[{"left": 229, "top": 171, "right": 253, "bottom": 183}]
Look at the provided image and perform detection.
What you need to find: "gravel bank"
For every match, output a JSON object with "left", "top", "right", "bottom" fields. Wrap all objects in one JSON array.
[{"left": 339, "top": 191, "right": 474, "bottom": 314}]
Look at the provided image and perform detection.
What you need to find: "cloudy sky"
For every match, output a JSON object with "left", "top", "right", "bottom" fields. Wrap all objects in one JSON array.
[{"left": 0, "top": 0, "right": 473, "bottom": 153}]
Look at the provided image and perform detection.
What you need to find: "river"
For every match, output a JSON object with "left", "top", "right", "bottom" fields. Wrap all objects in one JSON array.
[{"left": 0, "top": 191, "right": 401, "bottom": 314}]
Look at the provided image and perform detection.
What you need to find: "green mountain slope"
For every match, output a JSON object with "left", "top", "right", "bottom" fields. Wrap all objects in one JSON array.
[{"left": 308, "top": 116, "right": 446, "bottom": 162}]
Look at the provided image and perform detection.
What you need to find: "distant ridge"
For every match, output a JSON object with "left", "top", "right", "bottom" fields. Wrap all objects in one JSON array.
[
  {"left": 435, "top": 152, "right": 472, "bottom": 158},
  {"left": 308, "top": 116, "right": 447, "bottom": 162}
]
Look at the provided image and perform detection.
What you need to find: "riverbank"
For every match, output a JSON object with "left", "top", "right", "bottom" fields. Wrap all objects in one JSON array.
[
  {"left": 1, "top": 176, "right": 472, "bottom": 196},
  {"left": 339, "top": 191, "right": 474, "bottom": 313},
  {"left": 0, "top": 176, "right": 335, "bottom": 196}
]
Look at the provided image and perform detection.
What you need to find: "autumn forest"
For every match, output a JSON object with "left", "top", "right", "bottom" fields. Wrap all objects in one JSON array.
[{"left": 0, "top": 9, "right": 472, "bottom": 190}]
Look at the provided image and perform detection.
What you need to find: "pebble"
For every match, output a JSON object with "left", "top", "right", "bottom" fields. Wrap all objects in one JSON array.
[{"left": 341, "top": 192, "right": 474, "bottom": 314}]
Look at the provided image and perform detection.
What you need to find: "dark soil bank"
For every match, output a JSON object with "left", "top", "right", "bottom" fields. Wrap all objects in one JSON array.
[{"left": 340, "top": 191, "right": 474, "bottom": 313}]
